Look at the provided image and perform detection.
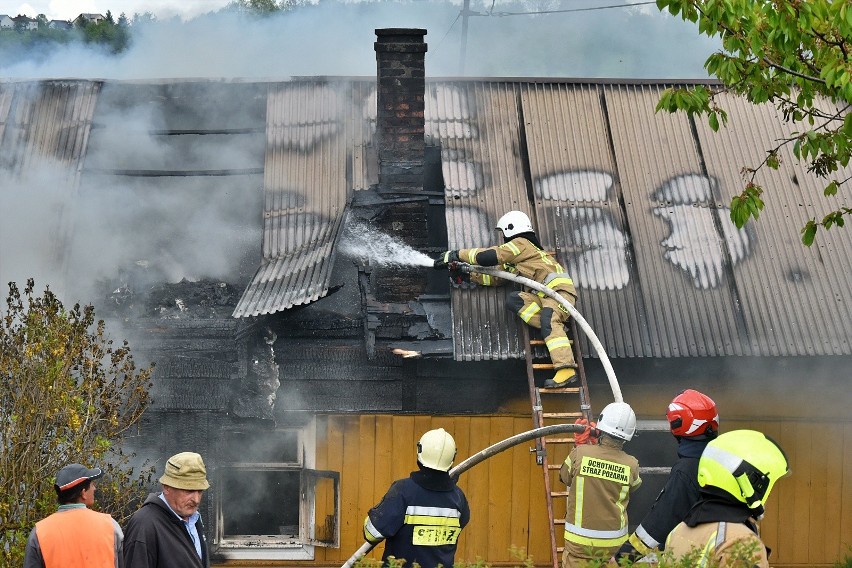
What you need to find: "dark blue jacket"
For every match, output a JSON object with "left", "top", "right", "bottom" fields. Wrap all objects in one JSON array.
[{"left": 364, "top": 468, "right": 470, "bottom": 568}]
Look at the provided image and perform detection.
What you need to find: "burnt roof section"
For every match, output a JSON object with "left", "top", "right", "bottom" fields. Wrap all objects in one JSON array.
[
  {"left": 3, "top": 77, "right": 850, "bottom": 359},
  {"left": 233, "top": 80, "right": 375, "bottom": 317}
]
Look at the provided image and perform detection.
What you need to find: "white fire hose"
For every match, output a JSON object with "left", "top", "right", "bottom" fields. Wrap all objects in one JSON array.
[
  {"left": 340, "top": 423, "right": 585, "bottom": 568},
  {"left": 456, "top": 263, "right": 623, "bottom": 403}
]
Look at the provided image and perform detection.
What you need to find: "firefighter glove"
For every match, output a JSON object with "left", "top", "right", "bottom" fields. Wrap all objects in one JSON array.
[
  {"left": 574, "top": 418, "right": 598, "bottom": 446},
  {"left": 433, "top": 250, "right": 460, "bottom": 270},
  {"left": 449, "top": 267, "right": 470, "bottom": 286}
]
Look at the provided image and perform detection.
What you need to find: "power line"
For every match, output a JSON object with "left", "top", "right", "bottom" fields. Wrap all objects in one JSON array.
[{"left": 474, "top": 0, "right": 657, "bottom": 17}]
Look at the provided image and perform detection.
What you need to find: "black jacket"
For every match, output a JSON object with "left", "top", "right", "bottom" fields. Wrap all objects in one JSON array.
[
  {"left": 123, "top": 493, "right": 209, "bottom": 568},
  {"left": 615, "top": 437, "right": 708, "bottom": 561}
]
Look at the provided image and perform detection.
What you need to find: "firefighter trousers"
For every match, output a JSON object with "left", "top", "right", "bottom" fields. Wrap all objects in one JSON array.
[{"left": 506, "top": 290, "right": 576, "bottom": 369}]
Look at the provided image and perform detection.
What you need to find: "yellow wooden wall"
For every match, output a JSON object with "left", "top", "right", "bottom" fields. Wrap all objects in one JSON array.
[{"left": 218, "top": 412, "right": 852, "bottom": 568}]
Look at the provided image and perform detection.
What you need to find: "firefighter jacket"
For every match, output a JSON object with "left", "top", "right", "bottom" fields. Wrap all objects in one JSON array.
[
  {"left": 24, "top": 504, "right": 123, "bottom": 568},
  {"left": 363, "top": 467, "right": 470, "bottom": 568},
  {"left": 458, "top": 235, "right": 577, "bottom": 298},
  {"left": 123, "top": 493, "right": 209, "bottom": 568},
  {"left": 666, "top": 522, "right": 768, "bottom": 567},
  {"left": 614, "top": 437, "right": 709, "bottom": 561},
  {"left": 559, "top": 437, "right": 641, "bottom": 555}
]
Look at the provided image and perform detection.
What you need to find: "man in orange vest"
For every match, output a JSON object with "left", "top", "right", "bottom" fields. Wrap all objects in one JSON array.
[{"left": 24, "top": 463, "right": 124, "bottom": 568}]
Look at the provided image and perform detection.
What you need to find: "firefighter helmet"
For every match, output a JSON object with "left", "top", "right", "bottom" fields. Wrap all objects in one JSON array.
[
  {"left": 667, "top": 389, "right": 719, "bottom": 438},
  {"left": 495, "top": 210, "right": 534, "bottom": 239},
  {"left": 417, "top": 428, "right": 456, "bottom": 472},
  {"left": 698, "top": 430, "right": 789, "bottom": 510},
  {"left": 596, "top": 402, "right": 636, "bottom": 441}
]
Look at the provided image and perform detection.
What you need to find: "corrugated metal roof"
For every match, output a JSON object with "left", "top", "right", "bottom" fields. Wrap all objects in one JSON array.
[
  {"left": 437, "top": 80, "right": 852, "bottom": 360},
  {"left": 0, "top": 80, "right": 100, "bottom": 182},
  {"left": 427, "top": 81, "right": 529, "bottom": 360},
  {"left": 233, "top": 80, "right": 375, "bottom": 318}
]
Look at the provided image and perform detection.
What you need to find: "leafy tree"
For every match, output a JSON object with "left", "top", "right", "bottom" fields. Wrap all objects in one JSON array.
[
  {"left": 655, "top": 0, "right": 852, "bottom": 245},
  {"left": 0, "top": 280, "right": 154, "bottom": 566}
]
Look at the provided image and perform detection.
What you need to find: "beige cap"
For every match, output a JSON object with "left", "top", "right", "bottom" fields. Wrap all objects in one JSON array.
[{"left": 159, "top": 452, "right": 210, "bottom": 491}]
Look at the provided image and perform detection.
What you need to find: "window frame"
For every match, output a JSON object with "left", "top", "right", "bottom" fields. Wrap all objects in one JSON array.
[{"left": 213, "top": 420, "right": 340, "bottom": 560}]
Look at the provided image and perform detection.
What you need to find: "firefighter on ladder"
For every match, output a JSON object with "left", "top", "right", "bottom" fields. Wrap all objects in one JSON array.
[
  {"left": 434, "top": 210, "right": 579, "bottom": 388},
  {"left": 560, "top": 402, "right": 642, "bottom": 568},
  {"left": 610, "top": 389, "right": 720, "bottom": 565},
  {"left": 665, "top": 430, "right": 790, "bottom": 567}
]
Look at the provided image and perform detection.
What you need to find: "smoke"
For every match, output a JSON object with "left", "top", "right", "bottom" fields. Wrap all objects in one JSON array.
[
  {"left": 339, "top": 220, "right": 435, "bottom": 268},
  {"left": 1, "top": 1, "right": 719, "bottom": 80}
]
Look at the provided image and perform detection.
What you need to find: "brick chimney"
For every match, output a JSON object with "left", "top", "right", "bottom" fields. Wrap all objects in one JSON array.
[{"left": 374, "top": 28, "right": 427, "bottom": 196}]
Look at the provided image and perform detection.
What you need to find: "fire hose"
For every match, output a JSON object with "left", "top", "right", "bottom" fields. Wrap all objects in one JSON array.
[
  {"left": 340, "top": 423, "right": 585, "bottom": 568},
  {"left": 455, "top": 263, "right": 623, "bottom": 403}
]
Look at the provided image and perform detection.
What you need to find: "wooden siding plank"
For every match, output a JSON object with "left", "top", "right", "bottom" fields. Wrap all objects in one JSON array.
[
  {"left": 487, "top": 417, "right": 514, "bottom": 561},
  {"left": 314, "top": 415, "right": 331, "bottom": 562},
  {"left": 356, "top": 415, "right": 377, "bottom": 558},
  {"left": 390, "top": 415, "right": 416, "bottom": 482},
  {"left": 326, "top": 416, "right": 346, "bottom": 562},
  {"left": 841, "top": 422, "right": 852, "bottom": 560},
  {"left": 789, "top": 422, "right": 810, "bottom": 565},
  {"left": 368, "top": 415, "right": 394, "bottom": 562},
  {"left": 509, "top": 416, "right": 533, "bottom": 561},
  {"left": 450, "top": 415, "right": 474, "bottom": 563},
  {"left": 467, "top": 417, "right": 491, "bottom": 563},
  {"left": 808, "top": 425, "right": 830, "bottom": 565},
  {"left": 340, "top": 415, "right": 362, "bottom": 561}
]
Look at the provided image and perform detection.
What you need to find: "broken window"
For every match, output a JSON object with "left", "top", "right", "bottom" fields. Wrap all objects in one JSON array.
[{"left": 215, "top": 423, "right": 339, "bottom": 560}]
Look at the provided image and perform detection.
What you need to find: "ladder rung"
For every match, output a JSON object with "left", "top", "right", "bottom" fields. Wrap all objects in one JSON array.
[
  {"left": 547, "top": 464, "right": 562, "bottom": 470},
  {"left": 544, "top": 437, "right": 575, "bottom": 444},
  {"left": 529, "top": 339, "right": 545, "bottom": 345},
  {"left": 557, "top": 547, "right": 564, "bottom": 553},
  {"left": 554, "top": 519, "right": 565, "bottom": 525},
  {"left": 532, "top": 363, "right": 555, "bottom": 370},
  {"left": 543, "top": 412, "right": 583, "bottom": 419},
  {"left": 551, "top": 491, "right": 569, "bottom": 497},
  {"left": 539, "top": 386, "right": 580, "bottom": 393}
]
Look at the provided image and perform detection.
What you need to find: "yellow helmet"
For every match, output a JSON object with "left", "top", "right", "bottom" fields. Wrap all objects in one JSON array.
[
  {"left": 417, "top": 428, "right": 456, "bottom": 472},
  {"left": 698, "top": 430, "right": 789, "bottom": 510}
]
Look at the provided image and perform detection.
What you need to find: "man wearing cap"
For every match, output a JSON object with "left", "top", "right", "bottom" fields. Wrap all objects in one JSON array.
[
  {"left": 124, "top": 452, "right": 210, "bottom": 568},
  {"left": 24, "top": 463, "right": 124, "bottom": 568}
]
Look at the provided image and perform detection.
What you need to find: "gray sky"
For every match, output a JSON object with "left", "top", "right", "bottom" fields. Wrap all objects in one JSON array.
[
  {"left": 2, "top": 1, "right": 720, "bottom": 79},
  {"left": 6, "top": 0, "right": 229, "bottom": 21}
]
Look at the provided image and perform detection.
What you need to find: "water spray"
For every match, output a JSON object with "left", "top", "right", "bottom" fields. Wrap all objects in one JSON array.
[{"left": 339, "top": 220, "right": 434, "bottom": 268}]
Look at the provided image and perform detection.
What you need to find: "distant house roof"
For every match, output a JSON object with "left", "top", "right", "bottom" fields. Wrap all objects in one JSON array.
[
  {"left": 76, "top": 13, "right": 105, "bottom": 22},
  {"left": 49, "top": 19, "right": 72, "bottom": 29}
]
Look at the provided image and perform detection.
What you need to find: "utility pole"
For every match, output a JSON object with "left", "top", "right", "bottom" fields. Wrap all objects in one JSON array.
[{"left": 459, "top": 0, "right": 470, "bottom": 76}]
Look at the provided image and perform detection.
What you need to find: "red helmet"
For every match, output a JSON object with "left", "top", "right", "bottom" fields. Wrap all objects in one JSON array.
[{"left": 667, "top": 389, "right": 719, "bottom": 438}]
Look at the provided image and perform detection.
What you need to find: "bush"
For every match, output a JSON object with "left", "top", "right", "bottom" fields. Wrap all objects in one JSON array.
[{"left": 0, "top": 279, "right": 154, "bottom": 566}]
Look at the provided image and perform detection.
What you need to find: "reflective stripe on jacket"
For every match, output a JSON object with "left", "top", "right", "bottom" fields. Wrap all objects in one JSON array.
[
  {"left": 665, "top": 520, "right": 769, "bottom": 568},
  {"left": 458, "top": 238, "right": 576, "bottom": 296},
  {"left": 560, "top": 440, "right": 641, "bottom": 549},
  {"left": 365, "top": 471, "right": 469, "bottom": 568}
]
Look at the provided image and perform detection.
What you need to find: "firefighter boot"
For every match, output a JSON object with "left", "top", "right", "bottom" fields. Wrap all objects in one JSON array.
[{"left": 542, "top": 367, "right": 577, "bottom": 389}]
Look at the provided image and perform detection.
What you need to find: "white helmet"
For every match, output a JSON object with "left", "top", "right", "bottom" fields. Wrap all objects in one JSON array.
[
  {"left": 417, "top": 428, "right": 456, "bottom": 472},
  {"left": 596, "top": 402, "right": 637, "bottom": 441},
  {"left": 495, "top": 210, "right": 533, "bottom": 238}
]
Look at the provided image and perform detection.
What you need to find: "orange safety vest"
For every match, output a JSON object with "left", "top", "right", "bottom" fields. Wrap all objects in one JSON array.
[{"left": 35, "top": 507, "right": 116, "bottom": 568}]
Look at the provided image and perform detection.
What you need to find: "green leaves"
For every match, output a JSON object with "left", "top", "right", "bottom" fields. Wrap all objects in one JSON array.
[
  {"left": 657, "top": 0, "right": 852, "bottom": 246},
  {"left": 730, "top": 184, "right": 765, "bottom": 228}
]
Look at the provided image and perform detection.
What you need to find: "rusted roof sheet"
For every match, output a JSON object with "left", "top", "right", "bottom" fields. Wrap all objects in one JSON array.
[
  {"left": 438, "top": 80, "right": 852, "bottom": 360},
  {"left": 233, "top": 80, "right": 375, "bottom": 317}
]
